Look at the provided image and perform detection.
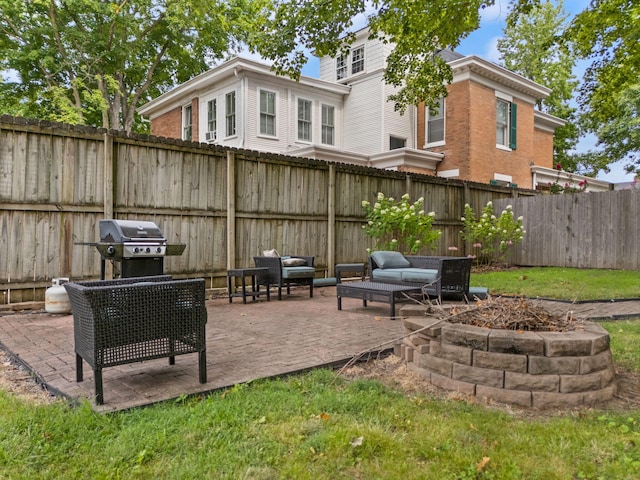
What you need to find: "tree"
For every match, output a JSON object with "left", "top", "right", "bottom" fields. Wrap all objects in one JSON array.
[
  {"left": 248, "top": 0, "right": 497, "bottom": 114},
  {"left": 565, "top": 0, "right": 640, "bottom": 173},
  {"left": 498, "top": 0, "right": 579, "bottom": 171},
  {"left": 0, "top": 0, "right": 259, "bottom": 131}
]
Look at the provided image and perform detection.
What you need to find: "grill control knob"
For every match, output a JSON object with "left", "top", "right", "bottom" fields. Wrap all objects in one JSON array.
[
  {"left": 145, "top": 247, "right": 151, "bottom": 253},
  {"left": 106, "top": 246, "right": 115, "bottom": 256},
  {"left": 156, "top": 247, "right": 162, "bottom": 254},
  {"left": 134, "top": 247, "right": 140, "bottom": 253}
]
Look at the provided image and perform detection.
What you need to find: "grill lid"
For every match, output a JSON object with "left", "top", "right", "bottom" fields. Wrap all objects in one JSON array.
[{"left": 99, "top": 219, "right": 166, "bottom": 243}]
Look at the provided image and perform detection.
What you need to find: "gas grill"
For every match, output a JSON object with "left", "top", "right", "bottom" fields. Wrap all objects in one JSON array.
[{"left": 95, "top": 219, "right": 185, "bottom": 279}]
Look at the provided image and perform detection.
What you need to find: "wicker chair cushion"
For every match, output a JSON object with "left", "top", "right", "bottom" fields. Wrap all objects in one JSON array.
[
  {"left": 282, "top": 257, "right": 306, "bottom": 266},
  {"left": 263, "top": 249, "right": 280, "bottom": 257},
  {"left": 371, "top": 251, "right": 410, "bottom": 269},
  {"left": 282, "top": 266, "right": 315, "bottom": 279}
]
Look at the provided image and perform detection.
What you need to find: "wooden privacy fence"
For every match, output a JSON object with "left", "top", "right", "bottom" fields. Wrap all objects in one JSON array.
[
  {"left": 494, "top": 189, "right": 640, "bottom": 270},
  {"left": 1, "top": 116, "right": 527, "bottom": 304}
]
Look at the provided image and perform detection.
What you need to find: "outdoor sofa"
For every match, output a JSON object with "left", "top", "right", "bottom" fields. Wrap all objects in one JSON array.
[
  {"left": 64, "top": 275, "right": 207, "bottom": 405},
  {"left": 368, "top": 251, "right": 473, "bottom": 301},
  {"left": 253, "top": 254, "right": 315, "bottom": 300}
]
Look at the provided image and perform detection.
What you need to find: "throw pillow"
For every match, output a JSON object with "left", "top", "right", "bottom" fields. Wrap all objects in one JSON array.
[
  {"left": 371, "top": 251, "right": 410, "bottom": 269},
  {"left": 282, "top": 257, "right": 306, "bottom": 266},
  {"left": 262, "top": 249, "right": 280, "bottom": 257}
]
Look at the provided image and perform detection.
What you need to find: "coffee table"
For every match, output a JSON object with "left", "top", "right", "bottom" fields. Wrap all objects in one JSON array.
[{"left": 336, "top": 281, "right": 421, "bottom": 318}]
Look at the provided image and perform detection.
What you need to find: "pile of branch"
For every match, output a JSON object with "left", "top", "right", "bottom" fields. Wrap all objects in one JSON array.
[{"left": 445, "top": 297, "right": 582, "bottom": 332}]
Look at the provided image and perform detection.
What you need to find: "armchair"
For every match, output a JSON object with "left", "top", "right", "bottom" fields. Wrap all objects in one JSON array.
[{"left": 253, "top": 255, "right": 315, "bottom": 300}]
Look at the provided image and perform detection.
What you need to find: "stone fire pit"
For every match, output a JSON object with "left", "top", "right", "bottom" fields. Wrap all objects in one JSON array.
[{"left": 398, "top": 303, "right": 617, "bottom": 408}]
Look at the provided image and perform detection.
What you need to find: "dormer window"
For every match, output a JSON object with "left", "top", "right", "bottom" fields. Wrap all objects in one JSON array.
[
  {"left": 351, "top": 46, "right": 364, "bottom": 74},
  {"left": 336, "top": 46, "right": 365, "bottom": 80},
  {"left": 336, "top": 54, "right": 347, "bottom": 80}
]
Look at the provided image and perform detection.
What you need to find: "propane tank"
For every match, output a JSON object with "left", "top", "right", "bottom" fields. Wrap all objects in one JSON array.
[{"left": 45, "top": 278, "right": 71, "bottom": 314}]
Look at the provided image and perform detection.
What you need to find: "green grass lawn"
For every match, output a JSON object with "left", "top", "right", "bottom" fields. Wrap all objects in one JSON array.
[
  {"left": 472, "top": 266, "right": 640, "bottom": 301},
  {"left": 1, "top": 268, "right": 639, "bottom": 479}
]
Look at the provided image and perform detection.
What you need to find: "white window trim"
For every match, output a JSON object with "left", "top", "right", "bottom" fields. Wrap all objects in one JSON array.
[
  {"left": 425, "top": 97, "right": 445, "bottom": 148},
  {"left": 225, "top": 90, "right": 237, "bottom": 139},
  {"left": 258, "top": 88, "right": 278, "bottom": 139},
  {"left": 495, "top": 92, "right": 511, "bottom": 150},
  {"left": 206, "top": 98, "right": 217, "bottom": 138},
  {"left": 296, "top": 97, "right": 313, "bottom": 144},
  {"left": 351, "top": 45, "right": 365, "bottom": 75},
  {"left": 321, "top": 103, "right": 336, "bottom": 146},
  {"left": 182, "top": 104, "right": 192, "bottom": 141},
  {"left": 336, "top": 53, "right": 347, "bottom": 80}
]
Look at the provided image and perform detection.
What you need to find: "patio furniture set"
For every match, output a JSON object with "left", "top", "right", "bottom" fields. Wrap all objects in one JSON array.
[{"left": 62, "top": 249, "right": 473, "bottom": 404}]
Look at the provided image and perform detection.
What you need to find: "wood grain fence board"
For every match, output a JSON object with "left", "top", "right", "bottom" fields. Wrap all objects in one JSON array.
[
  {"left": 0, "top": 129, "right": 14, "bottom": 199},
  {"left": 495, "top": 190, "right": 639, "bottom": 270},
  {"left": 9, "top": 116, "right": 625, "bottom": 301}
]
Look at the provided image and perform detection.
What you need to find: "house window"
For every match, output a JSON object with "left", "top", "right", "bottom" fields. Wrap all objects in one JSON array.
[
  {"left": 182, "top": 104, "right": 192, "bottom": 141},
  {"left": 496, "top": 98, "right": 517, "bottom": 149},
  {"left": 225, "top": 91, "right": 236, "bottom": 137},
  {"left": 336, "top": 54, "right": 347, "bottom": 80},
  {"left": 390, "top": 136, "right": 406, "bottom": 150},
  {"left": 297, "top": 99, "right": 312, "bottom": 142},
  {"left": 259, "top": 90, "right": 277, "bottom": 136},
  {"left": 351, "top": 46, "right": 364, "bottom": 74},
  {"left": 207, "top": 99, "right": 216, "bottom": 137},
  {"left": 321, "top": 104, "right": 335, "bottom": 145},
  {"left": 426, "top": 97, "right": 445, "bottom": 145}
]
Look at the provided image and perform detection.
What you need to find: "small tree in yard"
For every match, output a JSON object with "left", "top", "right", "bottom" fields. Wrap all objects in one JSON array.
[
  {"left": 362, "top": 193, "right": 441, "bottom": 255},
  {"left": 461, "top": 201, "right": 525, "bottom": 266}
]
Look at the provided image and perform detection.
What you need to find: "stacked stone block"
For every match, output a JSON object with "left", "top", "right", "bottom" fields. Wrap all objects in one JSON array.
[{"left": 398, "top": 305, "right": 616, "bottom": 408}]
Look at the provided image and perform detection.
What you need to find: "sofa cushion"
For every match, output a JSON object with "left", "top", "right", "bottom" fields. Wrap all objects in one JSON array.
[
  {"left": 400, "top": 268, "right": 438, "bottom": 284},
  {"left": 263, "top": 249, "right": 280, "bottom": 257},
  {"left": 371, "top": 268, "right": 404, "bottom": 282},
  {"left": 282, "top": 266, "right": 315, "bottom": 279},
  {"left": 371, "top": 251, "right": 410, "bottom": 269}
]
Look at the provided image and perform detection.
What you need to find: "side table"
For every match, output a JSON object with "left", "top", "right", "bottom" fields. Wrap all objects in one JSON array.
[
  {"left": 335, "top": 263, "right": 366, "bottom": 283},
  {"left": 227, "top": 267, "right": 270, "bottom": 303}
]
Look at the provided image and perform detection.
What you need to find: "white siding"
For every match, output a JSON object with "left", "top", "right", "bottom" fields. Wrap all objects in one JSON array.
[
  {"left": 197, "top": 77, "right": 243, "bottom": 148},
  {"left": 383, "top": 82, "right": 415, "bottom": 149},
  {"left": 342, "top": 74, "right": 385, "bottom": 154}
]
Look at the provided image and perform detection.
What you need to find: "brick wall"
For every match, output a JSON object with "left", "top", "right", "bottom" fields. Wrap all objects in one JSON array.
[
  {"left": 420, "top": 80, "right": 556, "bottom": 189},
  {"left": 151, "top": 106, "right": 182, "bottom": 139}
]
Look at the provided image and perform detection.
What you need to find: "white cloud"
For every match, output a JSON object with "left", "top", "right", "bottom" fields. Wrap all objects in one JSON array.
[
  {"left": 483, "top": 36, "right": 502, "bottom": 64},
  {"left": 479, "top": 1, "right": 510, "bottom": 23}
]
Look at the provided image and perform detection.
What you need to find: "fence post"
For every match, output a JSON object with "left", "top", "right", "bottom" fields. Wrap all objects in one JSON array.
[
  {"left": 103, "top": 132, "right": 114, "bottom": 279},
  {"left": 327, "top": 164, "right": 336, "bottom": 277},
  {"left": 226, "top": 151, "right": 236, "bottom": 270}
]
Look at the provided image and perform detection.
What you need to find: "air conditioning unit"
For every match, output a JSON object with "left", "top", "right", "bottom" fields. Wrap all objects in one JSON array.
[{"left": 205, "top": 131, "right": 217, "bottom": 143}]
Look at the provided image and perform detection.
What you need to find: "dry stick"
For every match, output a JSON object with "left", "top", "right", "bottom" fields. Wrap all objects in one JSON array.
[{"left": 334, "top": 303, "right": 485, "bottom": 377}]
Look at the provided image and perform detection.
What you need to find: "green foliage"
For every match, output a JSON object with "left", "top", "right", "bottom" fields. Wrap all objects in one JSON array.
[
  {"left": 565, "top": 0, "right": 640, "bottom": 173},
  {"left": 362, "top": 192, "right": 441, "bottom": 254},
  {"left": 460, "top": 201, "right": 524, "bottom": 265},
  {"left": 0, "top": 0, "right": 261, "bottom": 131},
  {"left": 249, "top": 0, "right": 493, "bottom": 114},
  {"left": 499, "top": 0, "right": 580, "bottom": 171}
]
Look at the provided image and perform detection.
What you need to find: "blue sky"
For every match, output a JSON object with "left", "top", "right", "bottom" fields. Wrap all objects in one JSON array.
[{"left": 300, "top": 0, "right": 633, "bottom": 184}]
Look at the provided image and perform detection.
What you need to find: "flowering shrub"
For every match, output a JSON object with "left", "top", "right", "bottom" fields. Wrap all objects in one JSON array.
[
  {"left": 362, "top": 192, "right": 441, "bottom": 254},
  {"left": 460, "top": 201, "right": 525, "bottom": 265},
  {"left": 548, "top": 163, "right": 588, "bottom": 194}
]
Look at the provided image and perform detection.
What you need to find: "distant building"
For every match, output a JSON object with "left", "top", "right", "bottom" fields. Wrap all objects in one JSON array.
[{"left": 139, "top": 27, "right": 609, "bottom": 191}]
